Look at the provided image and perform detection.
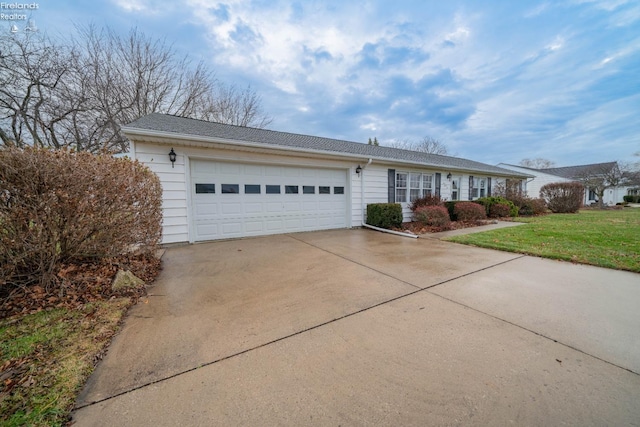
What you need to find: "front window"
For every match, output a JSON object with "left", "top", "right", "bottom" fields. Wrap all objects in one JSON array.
[
  {"left": 451, "top": 178, "right": 459, "bottom": 201},
  {"left": 395, "top": 172, "right": 407, "bottom": 202},
  {"left": 471, "top": 178, "right": 486, "bottom": 199},
  {"left": 397, "top": 172, "right": 434, "bottom": 203}
]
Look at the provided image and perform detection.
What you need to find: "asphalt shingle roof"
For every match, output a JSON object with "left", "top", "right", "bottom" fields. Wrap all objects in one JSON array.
[
  {"left": 539, "top": 162, "right": 618, "bottom": 179},
  {"left": 123, "top": 113, "right": 530, "bottom": 177}
]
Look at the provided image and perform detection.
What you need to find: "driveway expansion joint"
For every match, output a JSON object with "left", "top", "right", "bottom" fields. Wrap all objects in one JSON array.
[{"left": 426, "top": 291, "right": 640, "bottom": 377}]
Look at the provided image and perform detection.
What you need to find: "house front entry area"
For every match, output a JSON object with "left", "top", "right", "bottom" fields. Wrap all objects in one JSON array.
[{"left": 190, "top": 159, "right": 349, "bottom": 241}]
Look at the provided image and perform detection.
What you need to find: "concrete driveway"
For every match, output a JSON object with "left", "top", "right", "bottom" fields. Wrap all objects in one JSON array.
[{"left": 72, "top": 229, "right": 640, "bottom": 426}]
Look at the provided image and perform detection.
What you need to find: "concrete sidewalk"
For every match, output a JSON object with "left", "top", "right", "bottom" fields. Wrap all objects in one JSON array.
[{"left": 72, "top": 229, "right": 640, "bottom": 426}]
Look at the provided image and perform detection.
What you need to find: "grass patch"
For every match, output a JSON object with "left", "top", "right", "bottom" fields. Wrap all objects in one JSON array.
[
  {"left": 0, "top": 298, "right": 132, "bottom": 427},
  {"left": 446, "top": 209, "right": 640, "bottom": 272}
]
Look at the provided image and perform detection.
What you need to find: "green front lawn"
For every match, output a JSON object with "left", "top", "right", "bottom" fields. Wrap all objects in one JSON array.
[
  {"left": 0, "top": 299, "right": 132, "bottom": 427},
  {"left": 446, "top": 209, "right": 640, "bottom": 273}
]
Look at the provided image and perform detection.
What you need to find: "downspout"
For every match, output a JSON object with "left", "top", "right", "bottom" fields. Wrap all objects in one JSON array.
[{"left": 359, "top": 158, "right": 418, "bottom": 239}]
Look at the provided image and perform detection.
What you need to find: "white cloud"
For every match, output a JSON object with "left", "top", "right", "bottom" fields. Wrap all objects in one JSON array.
[{"left": 110, "top": 0, "right": 172, "bottom": 14}]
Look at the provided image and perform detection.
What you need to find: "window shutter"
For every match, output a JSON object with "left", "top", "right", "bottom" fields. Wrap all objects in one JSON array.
[
  {"left": 468, "top": 176, "right": 474, "bottom": 200},
  {"left": 487, "top": 177, "right": 492, "bottom": 197},
  {"left": 435, "top": 173, "right": 441, "bottom": 197},
  {"left": 388, "top": 169, "right": 396, "bottom": 203}
]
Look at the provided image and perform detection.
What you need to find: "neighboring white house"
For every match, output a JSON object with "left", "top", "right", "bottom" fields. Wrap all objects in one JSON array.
[
  {"left": 122, "top": 113, "right": 531, "bottom": 244},
  {"left": 498, "top": 162, "right": 634, "bottom": 206},
  {"left": 496, "top": 164, "right": 571, "bottom": 199}
]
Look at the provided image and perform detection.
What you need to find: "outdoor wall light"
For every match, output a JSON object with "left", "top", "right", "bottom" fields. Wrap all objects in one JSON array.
[
  {"left": 447, "top": 173, "right": 452, "bottom": 180},
  {"left": 168, "top": 148, "right": 177, "bottom": 168},
  {"left": 356, "top": 165, "right": 362, "bottom": 176}
]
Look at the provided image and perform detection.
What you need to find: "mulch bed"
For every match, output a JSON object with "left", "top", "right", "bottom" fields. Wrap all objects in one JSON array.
[
  {"left": 397, "top": 219, "right": 504, "bottom": 235},
  {"left": 0, "top": 253, "right": 162, "bottom": 320}
]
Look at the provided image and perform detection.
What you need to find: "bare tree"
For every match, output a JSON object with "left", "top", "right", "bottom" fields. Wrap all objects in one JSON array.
[
  {"left": 0, "top": 26, "right": 272, "bottom": 153},
  {"left": 200, "top": 84, "right": 272, "bottom": 128},
  {"left": 389, "top": 136, "right": 450, "bottom": 155},
  {"left": 0, "top": 32, "right": 82, "bottom": 149},
  {"left": 575, "top": 162, "right": 629, "bottom": 208},
  {"left": 519, "top": 158, "right": 556, "bottom": 169}
]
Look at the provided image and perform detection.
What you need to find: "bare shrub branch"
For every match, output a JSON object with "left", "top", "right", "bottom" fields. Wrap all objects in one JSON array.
[{"left": 0, "top": 147, "right": 162, "bottom": 289}]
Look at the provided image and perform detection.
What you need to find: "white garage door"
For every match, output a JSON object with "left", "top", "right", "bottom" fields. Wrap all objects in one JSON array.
[{"left": 191, "top": 159, "right": 348, "bottom": 241}]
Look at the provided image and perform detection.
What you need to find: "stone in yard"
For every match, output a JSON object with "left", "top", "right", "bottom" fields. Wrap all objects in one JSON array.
[{"left": 112, "top": 270, "right": 145, "bottom": 291}]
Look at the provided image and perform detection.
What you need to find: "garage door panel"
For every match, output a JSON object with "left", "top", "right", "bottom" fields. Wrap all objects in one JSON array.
[
  {"left": 284, "top": 202, "right": 300, "bottom": 211},
  {"left": 266, "top": 219, "right": 284, "bottom": 231},
  {"left": 244, "top": 164, "right": 263, "bottom": 176},
  {"left": 266, "top": 202, "right": 283, "bottom": 212},
  {"left": 195, "top": 202, "right": 218, "bottom": 215},
  {"left": 244, "top": 203, "right": 263, "bottom": 214},
  {"left": 244, "top": 221, "right": 264, "bottom": 233},
  {"left": 221, "top": 203, "right": 242, "bottom": 214},
  {"left": 191, "top": 161, "right": 347, "bottom": 241},
  {"left": 303, "top": 201, "right": 317, "bottom": 211},
  {"left": 219, "top": 163, "right": 241, "bottom": 175},
  {"left": 285, "top": 218, "right": 302, "bottom": 229}
]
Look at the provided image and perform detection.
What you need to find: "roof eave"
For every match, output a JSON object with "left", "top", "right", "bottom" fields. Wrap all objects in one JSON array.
[{"left": 121, "top": 126, "right": 530, "bottom": 178}]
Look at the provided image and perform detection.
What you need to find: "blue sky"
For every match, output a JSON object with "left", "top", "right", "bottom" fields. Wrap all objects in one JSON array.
[{"left": 10, "top": 0, "right": 640, "bottom": 166}]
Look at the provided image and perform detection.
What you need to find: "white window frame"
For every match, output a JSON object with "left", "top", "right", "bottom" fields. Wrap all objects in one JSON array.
[
  {"left": 397, "top": 171, "right": 434, "bottom": 203},
  {"left": 450, "top": 176, "right": 460, "bottom": 201},
  {"left": 471, "top": 177, "right": 487, "bottom": 199}
]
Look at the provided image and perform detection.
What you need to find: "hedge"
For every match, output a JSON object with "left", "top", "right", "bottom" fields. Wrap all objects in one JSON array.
[
  {"left": 475, "top": 196, "right": 518, "bottom": 217},
  {"left": 623, "top": 195, "right": 640, "bottom": 203},
  {"left": 366, "top": 203, "right": 403, "bottom": 229}
]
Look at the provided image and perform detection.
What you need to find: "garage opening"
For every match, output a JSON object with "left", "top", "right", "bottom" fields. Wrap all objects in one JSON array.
[{"left": 191, "top": 159, "right": 348, "bottom": 241}]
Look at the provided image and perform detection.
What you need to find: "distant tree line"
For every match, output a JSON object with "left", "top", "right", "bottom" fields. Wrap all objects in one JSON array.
[{"left": 0, "top": 26, "right": 272, "bottom": 153}]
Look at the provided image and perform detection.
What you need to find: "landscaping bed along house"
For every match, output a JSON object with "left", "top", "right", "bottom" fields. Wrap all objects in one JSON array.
[{"left": 1, "top": 148, "right": 163, "bottom": 427}]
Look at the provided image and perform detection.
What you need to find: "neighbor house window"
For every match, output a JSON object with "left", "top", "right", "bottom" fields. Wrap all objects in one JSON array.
[
  {"left": 471, "top": 178, "right": 486, "bottom": 199},
  {"left": 628, "top": 188, "right": 640, "bottom": 196},
  {"left": 588, "top": 189, "right": 597, "bottom": 200},
  {"left": 397, "top": 172, "right": 433, "bottom": 203}
]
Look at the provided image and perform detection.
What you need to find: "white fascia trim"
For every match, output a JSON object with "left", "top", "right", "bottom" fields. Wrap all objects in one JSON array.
[{"left": 121, "top": 127, "right": 529, "bottom": 178}]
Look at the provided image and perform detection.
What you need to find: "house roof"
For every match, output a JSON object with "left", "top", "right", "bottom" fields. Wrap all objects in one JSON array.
[
  {"left": 123, "top": 113, "right": 530, "bottom": 178},
  {"left": 539, "top": 162, "right": 618, "bottom": 179}
]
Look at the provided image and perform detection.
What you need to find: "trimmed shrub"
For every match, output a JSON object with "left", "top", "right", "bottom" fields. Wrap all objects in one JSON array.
[
  {"left": 409, "top": 194, "right": 444, "bottom": 212},
  {"left": 0, "top": 147, "right": 162, "bottom": 289},
  {"left": 444, "top": 201, "right": 459, "bottom": 221},
  {"left": 489, "top": 203, "right": 512, "bottom": 218},
  {"left": 623, "top": 195, "right": 640, "bottom": 203},
  {"left": 367, "top": 203, "right": 403, "bottom": 229},
  {"left": 475, "top": 196, "right": 518, "bottom": 217},
  {"left": 540, "top": 182, "right": 584, "bottom": 213},
  {"left": 507, "top": 194, "right": 548, "bottom": 216},
  {"left": 529, "top": 198, "right": 548, "bottom": 215},
  {"left": 453, "top": 202, "right": 487, "bottom": 222},
  {"left": 413, "top": 205, "right": 451, "bottom": 228}
]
